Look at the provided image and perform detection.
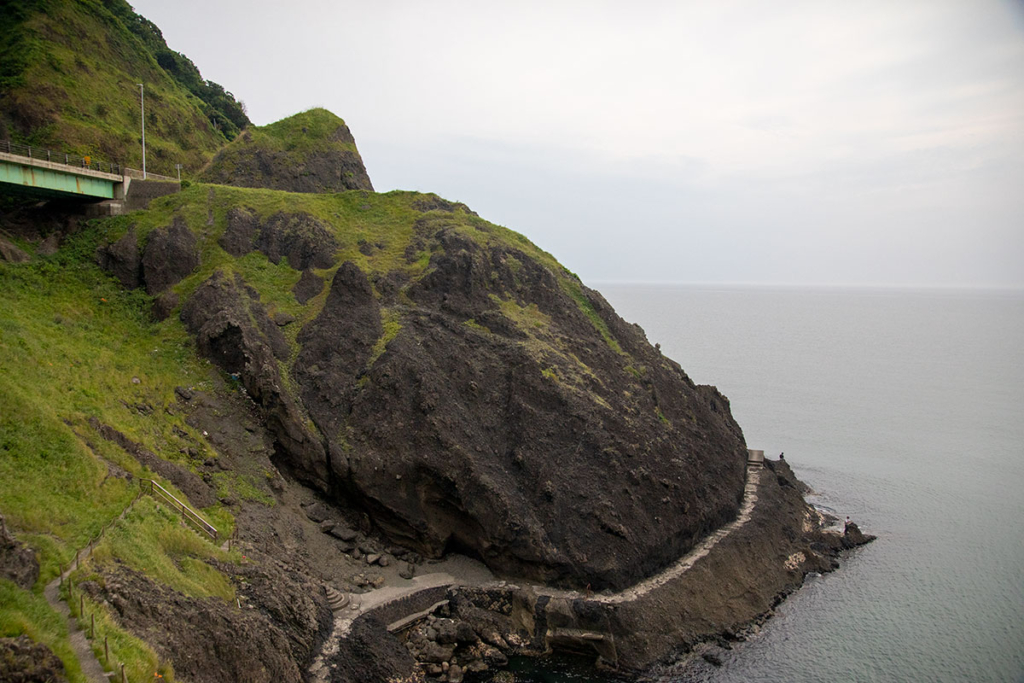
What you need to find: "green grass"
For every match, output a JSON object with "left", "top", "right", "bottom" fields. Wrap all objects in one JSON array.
[
  {"left": 0, "top": 580, "right": 86, "bottom": 683},
  {"left": 463, "top": 318, "right": 491, "bottom": 334},
  {"left": 0, "top": 220, "right": 237, "bottom": 583},
  {"left": 62, "top": 494, "right": 239, "bottom": 682},
  {"left": 368, "top": 310, "right": 403, "bottom": 367},
  {"left": 80, "top": 496, "right": 235, "bottom": 602},
  {"left": 66, "top": 591, "right": 171, "bottom": 682}
]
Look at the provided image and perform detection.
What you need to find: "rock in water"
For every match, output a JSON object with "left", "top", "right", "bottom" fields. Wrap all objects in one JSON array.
[{"left": 843, "top": 521, "right": 876, "bottom": 548}]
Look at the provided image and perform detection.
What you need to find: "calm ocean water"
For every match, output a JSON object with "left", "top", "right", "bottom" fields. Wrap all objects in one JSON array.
[{"left": 590, "top": 284, "right": 1024, "bottom": 683}]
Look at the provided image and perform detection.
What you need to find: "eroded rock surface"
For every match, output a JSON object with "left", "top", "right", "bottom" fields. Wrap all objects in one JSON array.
[
  {"left": 201, "top": 111, "right": 373, "bottom": 193},
  {"left": 95, "top": 227, "right": 141, "bottom": 288},
  {"left": 0, "top": 635, "right": 67, "bottom": 683},
  {"left": 181, "top": 270, "right": 329, "bottom": 488},
  {"left": 0, "top": 512, "right": 38, "bottom": 590},
  {"left": 220, "top": 208, "right": 338, "bottom": 270},
  {"left": 83, "top": 562, "right": 331, "bottom": 683},
  {"left": 141, "top": 216, "right": 199, "bottom": 294}
]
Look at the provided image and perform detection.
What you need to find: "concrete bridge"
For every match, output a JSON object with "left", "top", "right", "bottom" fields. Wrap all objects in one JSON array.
[
  {"left": 0, "top": 143, "right": 179, "bottom": 212},
  {"left": 0, "top": 147, "right": 126, "bottom": 200}
]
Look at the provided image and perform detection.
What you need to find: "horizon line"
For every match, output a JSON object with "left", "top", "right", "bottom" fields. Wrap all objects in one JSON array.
[{"left": 586, "top": 280, "right": 1024, "bottom": 292}]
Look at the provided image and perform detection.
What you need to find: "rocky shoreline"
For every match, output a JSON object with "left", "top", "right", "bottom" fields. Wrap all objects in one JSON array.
[{"left": 310, "top": 456, "right": 874, "bottom": 683}]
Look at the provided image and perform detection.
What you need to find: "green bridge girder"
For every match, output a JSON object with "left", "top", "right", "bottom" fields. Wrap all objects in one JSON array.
[{"left": 0, "top": 156, "right": 120, "bottom": 199}]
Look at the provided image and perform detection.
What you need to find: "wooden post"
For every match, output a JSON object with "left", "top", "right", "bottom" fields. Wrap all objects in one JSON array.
[
  {"left": 105, "top": 636, "right": 109, "bottom": 663},
  {"left": 90, "top": 613, "right": 95, "bottom": 639},
  {"left": 79, "top": 594, "right": 83, "bottom": 617},
  {"left": 121, "top": 662, "right": 126, "bottom": 683},
  {"left": 75, "top": 549, "right": 79, "bottom": 569}
]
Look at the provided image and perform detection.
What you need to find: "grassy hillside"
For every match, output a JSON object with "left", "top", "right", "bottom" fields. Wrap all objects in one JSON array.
[
  {"left": 0, "top": 0, "right": 248, "bottom": 176},
  {"left": 0, "top": 225, "right": 245, "bottom": 680}
]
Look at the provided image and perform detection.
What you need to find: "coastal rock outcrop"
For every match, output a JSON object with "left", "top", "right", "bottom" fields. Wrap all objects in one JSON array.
[
  {"left": 285, "top": 220, "right": 747, "bottom": 590},
  {"left": 156, "top": 202, "right": 750, "bottom": 591}
]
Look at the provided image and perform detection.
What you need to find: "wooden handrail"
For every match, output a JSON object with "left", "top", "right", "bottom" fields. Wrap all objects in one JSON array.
[{"left": 143, "top": 479, "right": 218, "bottom": 541}]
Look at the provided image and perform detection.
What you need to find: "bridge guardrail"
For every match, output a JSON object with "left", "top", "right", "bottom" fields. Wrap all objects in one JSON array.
[
  {"left": 2, "top": 140, "right": 122, "bottom": 175},
  {"left": 123, "top": 167, "right": 178, "bottom": 182}
]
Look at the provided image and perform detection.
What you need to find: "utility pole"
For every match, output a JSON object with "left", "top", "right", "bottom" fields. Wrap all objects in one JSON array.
[{"left": 137, "top": 82, "right": 146, "bottom": 179}]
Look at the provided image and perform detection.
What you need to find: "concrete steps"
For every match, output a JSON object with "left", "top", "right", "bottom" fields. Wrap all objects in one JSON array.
[{"left": 325, "top": 586, "right": 350, "bottom": 612}]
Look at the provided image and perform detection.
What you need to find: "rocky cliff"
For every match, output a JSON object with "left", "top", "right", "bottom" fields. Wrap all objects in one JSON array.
[{"left": 91, "top": 178, "right": 748, "bottom": 592}]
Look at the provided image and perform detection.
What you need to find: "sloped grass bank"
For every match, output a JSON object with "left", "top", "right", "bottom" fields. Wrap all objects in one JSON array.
[
  {"left": 0, "top": 579, "right": 86, "bottom": 683},
  {"left": 0, "top": 227, "right": 237, "bottom": 678}
]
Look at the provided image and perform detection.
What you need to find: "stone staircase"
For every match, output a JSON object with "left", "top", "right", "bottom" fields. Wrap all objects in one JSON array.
[{"left": 325, "top": 586, "right": 352, "bottom": 612}]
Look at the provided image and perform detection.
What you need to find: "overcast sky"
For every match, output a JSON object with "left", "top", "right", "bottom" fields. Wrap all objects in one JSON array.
[{"left": 132, "top": 0, "right": 1024, "bottom": 288}]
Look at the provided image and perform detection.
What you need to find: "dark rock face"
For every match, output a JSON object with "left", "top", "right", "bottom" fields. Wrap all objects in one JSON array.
[
  {"left": 842, "top": 521, "right": 876, "bottom": 548},
  {"left": 293, "top": 269, "right": 324, "bottom": 304},
  {"left": 256, "top": 213, "right": 338, "bottom": 270},
  {"left": 0, "top": 513, "right": 38, "bottom": 590},
  {"left": 202, "top": 119, "right": 373, "bottom": 194},
  {"left": 0, "top": 237, "right": 31, "bottom": 263},
  {"left": 219, "top": 207, "right": 259, "bottom": 257},
  {"left": 141, "top": 217, "right": 199, "bottom": 295},
  {"left": 181, "top": 271, "right": 329, "bottom": 488},
  {"left": 228, "top": 147, "right": 372, "bottom": 194},
  {"left": 220, "top": 208, "right": 338, "bottom": 271},
  {"left": 327, "top": 617, "right": 417, "bottom": 683},
  {"left": 287, "top": 226, "right": 747, "bottom": 590},
  {"left": 294, "top": 261, "right": 383, "bottom": 441},
  {"left": 95, "top": 227, "right": 141, "bottom": 288},
  {"left": 86, "top": 563, "right": 330, "bottom": 683},
  {"left": 97, "top": 219, "right": 198, "bottom": 296},
  {"left": 0, "top": 635, "right": 67, "bottom": 683}
]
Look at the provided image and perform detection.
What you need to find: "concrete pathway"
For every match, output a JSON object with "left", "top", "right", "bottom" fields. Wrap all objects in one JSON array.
[
  {"left": 44, "top": 547, "right": 112, "bottom": 683},
  {"left": 308, "top": 572, "right": 457, "bottom": 683},
  {"left": 306, "top": 458, "right": 765, "bottom": 678}
]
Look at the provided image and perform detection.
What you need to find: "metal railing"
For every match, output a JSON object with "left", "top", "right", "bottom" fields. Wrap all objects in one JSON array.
[
  {"left": 144, "top": 479, "right": 218, "bottom": 541},
  {"left": 123, "top": 167, "right": 178, "bottom": 182},
  {"left": 1, "top": 139, "right": 122, "bottom": 175}
]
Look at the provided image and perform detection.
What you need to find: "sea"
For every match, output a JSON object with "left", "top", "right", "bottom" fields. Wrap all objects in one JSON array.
[{"left": 503, "top": 285, "right": 1024, "bottom": 683}]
